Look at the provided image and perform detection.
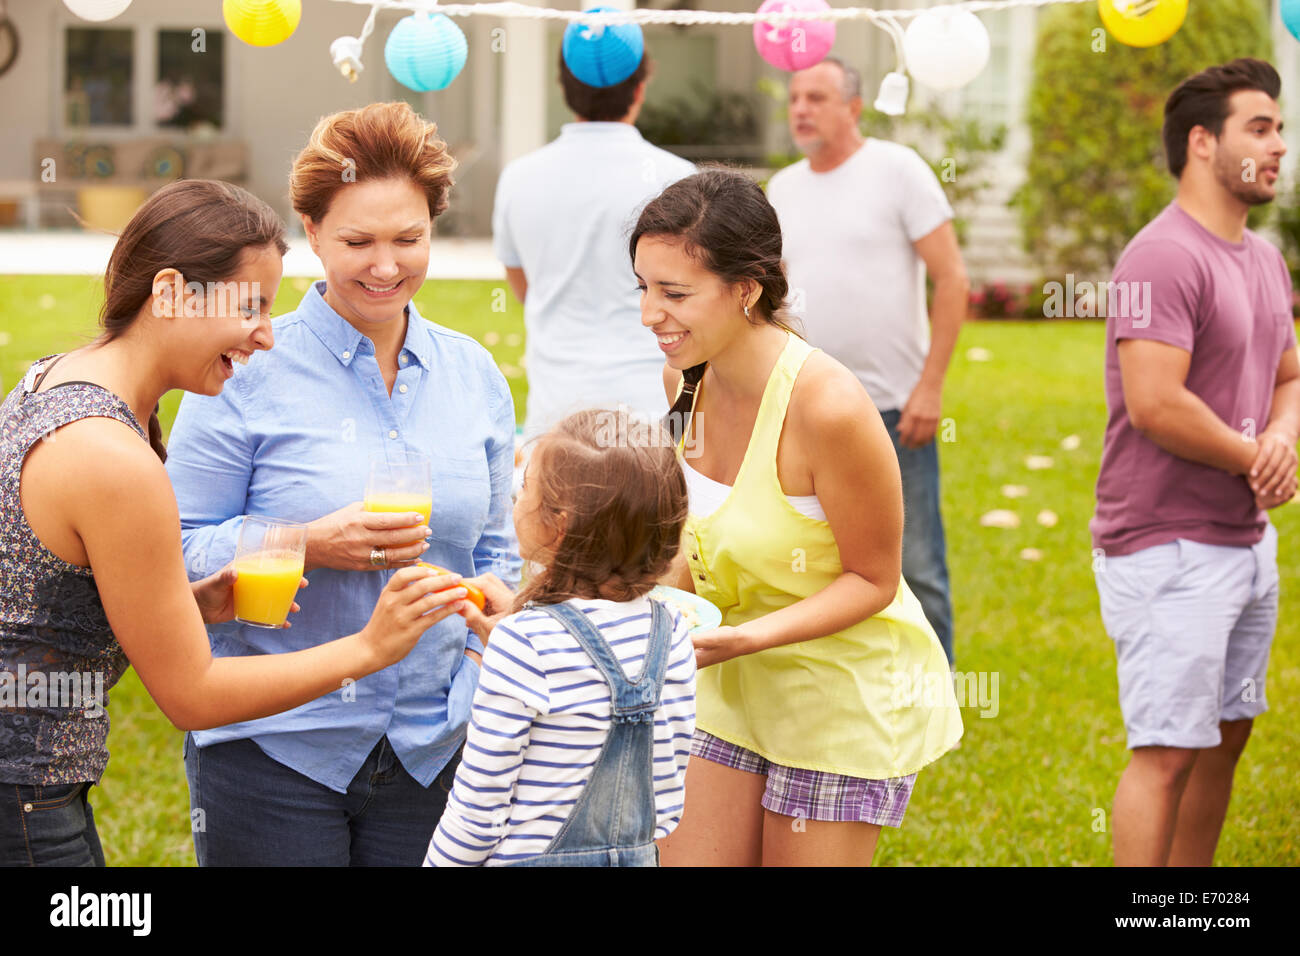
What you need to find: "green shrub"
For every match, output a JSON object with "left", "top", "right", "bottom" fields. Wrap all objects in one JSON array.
[
  {"left": 636, "top": 80, "right": 763, "bottom": 164},
  {"left": 1011, "top": 0, "right": 1273, "bottom": 277},
  {"left": 1274, "top": 177, "right": 1300, "bottom": 312}
]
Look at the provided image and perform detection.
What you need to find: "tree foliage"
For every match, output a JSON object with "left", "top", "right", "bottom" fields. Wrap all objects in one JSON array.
[{"left": 1010, "top": 0, "right": 1273, "bottom": 276}]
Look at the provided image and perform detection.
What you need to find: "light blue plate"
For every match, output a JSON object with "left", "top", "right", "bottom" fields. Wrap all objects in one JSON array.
[{"left": 649, "top": 585, "right": 722, "bottom": 633}]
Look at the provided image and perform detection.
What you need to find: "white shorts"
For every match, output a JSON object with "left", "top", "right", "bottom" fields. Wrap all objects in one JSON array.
[{"left": 1094, "top": 524, "right": 1278, "bottom": 750}]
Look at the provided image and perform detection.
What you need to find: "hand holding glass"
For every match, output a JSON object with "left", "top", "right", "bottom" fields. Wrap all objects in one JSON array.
[
  {"left": 364, "top": 452, "right": 433, "bottom": 527},
  {"left": 233, "top": 516, "right": 309, "bottom": 628}
]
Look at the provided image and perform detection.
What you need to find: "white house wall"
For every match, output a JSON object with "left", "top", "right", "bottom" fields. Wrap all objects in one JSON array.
[
  {"left": 0, "top": 0, "right": 505, "bottom": 235},
  {"left": 5, "top": 0, "right": 1300, "bottom": 283}
]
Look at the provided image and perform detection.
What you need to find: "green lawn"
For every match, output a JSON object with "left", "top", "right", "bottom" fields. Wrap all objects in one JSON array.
[{"left": 1, "top": 276, "right": 1296, "bottom": 866}]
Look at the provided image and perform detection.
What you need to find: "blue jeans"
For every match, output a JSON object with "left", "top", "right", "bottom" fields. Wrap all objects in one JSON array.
[
  {"left": 0, "top": 780, "right": 105, "bottom": 866},
  {"left": 184, "top": 734, "right": 460, "bottom": 866},
  {"left": 879, "top": 408, "right": 954, "bottom": 665}
]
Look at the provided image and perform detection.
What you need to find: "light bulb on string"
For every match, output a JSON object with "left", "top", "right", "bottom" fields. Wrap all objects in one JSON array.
[
  {"left": 385, "top": 10, "right": 468, "bottom": 92},
  {"left": 332, "top": 37, "right": 364, "bottom": 82},
  {"left": 223, "top": 0, "right": 301, "bottom": 48},
  {"left": 871, "top": 13, "right": 909, "bottom": 116},
  {"left": 874, "top": 71, "right": 909, "bottom": 116},
  {"left": 752, "top": 0, "right": 835, "bottom": 73},
  {"left": 62, "top": 0, "right": 133, "bottom": 21},
  {"left": 331, "top": 3, "right": 381, "bottom": 84}
]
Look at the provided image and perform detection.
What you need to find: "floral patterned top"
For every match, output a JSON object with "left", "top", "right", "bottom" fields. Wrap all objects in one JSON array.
[{"left": 0, "top": 355, "right": 139, "bottom": 785}]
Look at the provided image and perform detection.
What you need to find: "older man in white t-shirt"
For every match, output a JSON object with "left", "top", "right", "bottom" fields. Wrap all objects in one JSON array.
[
  {"left": 767, "top": 58, "right": 969, "bottom": 664},
  {"left": 494, "top": 52, "right": 695, "bottom": 441}
]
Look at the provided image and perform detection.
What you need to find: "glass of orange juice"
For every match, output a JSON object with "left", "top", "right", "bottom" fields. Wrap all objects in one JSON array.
[
  {"left": 363, "top": 452, "right": 433, "bottom": 527},
  {"left": 233, "top": 516, "right": 308, "bottom": 628}
]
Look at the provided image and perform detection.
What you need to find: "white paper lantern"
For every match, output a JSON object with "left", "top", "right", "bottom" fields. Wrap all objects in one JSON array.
[
  {"left": 903, "top": 10, "right": 990, "bottom": 92},
  {"left": 63, "top": 0, "right": 134, "bottom": 22}
]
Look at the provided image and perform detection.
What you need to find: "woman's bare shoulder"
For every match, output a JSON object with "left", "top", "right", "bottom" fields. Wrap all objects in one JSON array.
[
  {"left": 789, "top": 350, "right": 875, "bottom": 437},
  {"left": 27, "top": 416, "right": 170, "bottom": 504}
]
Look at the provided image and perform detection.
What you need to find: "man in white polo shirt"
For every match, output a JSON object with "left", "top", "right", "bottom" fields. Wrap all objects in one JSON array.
[
  {"left": 767, "top": 58, "right": 969, "bottom": 664},
  {"left": 493, "top": 46, "right": 695, "bottom": 440}
]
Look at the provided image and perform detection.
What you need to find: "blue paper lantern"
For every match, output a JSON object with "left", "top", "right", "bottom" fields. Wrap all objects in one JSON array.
[
  {"left": 563, "top": 6, "right": 644, "bottom": 88},
  {"left": 385, "top": 12, "right": 467, "bottom": 92},
  {"left": 1284, "top": 0, "right": 1300, "bottom": 42}
]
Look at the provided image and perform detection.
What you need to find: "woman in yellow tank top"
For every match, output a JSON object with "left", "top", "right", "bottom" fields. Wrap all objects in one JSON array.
[{"left": 631, "top": 170, "right": 961, "bottom": 866}]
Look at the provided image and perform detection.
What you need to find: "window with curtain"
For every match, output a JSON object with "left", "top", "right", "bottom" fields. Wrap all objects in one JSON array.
[{"left": 156, "top": 28, "right": 224, "bottom": 130}]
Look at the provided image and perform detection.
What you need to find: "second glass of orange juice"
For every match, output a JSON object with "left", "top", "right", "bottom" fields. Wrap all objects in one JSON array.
[
  {"left": 364, "top": 451, "right": 433, "bottom": 527},
  {"left": 233, "top": 516, "right": 308, "bottom": 628}
]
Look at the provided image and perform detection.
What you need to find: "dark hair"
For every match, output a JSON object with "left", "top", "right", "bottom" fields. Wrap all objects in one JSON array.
[
  {"left": 290, "top": 101, "right": 457, "bottom": 224},
  {"left": 628, "top": 168, "right": 799, "bottom": 442},
  {"left": 559, "top": 51, "right": 649, "bottom": 122},
  {"left": 101, "top": 179, "right": 288, "bottom": 462},
  {"left": 513, "top": 408, "right": 689, "bottom": 611},
  {"left": 1163, "top": 58, "right": 1281, "bottom": 179}
]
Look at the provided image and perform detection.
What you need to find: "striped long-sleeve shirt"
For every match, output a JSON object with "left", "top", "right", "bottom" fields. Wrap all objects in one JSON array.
[{"left": 425, "top": 595, "right": 697, "bottom": 866}]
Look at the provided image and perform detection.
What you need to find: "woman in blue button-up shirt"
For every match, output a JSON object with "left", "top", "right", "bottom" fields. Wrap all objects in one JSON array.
[{"left": 165, "top": 102, "right": 522, "bottom": 866}]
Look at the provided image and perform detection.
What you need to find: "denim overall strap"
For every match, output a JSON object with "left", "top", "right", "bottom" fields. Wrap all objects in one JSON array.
[
  {"left": 546, "top": 601, "right": 671, "bottom": 723},
  {"left": 506, "top": 600, "right": 671, "bottom": 867}
]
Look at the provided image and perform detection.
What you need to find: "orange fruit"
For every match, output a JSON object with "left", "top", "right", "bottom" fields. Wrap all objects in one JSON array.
[{"left": 417, "top": 563, "right": 486, "bottom": 611}]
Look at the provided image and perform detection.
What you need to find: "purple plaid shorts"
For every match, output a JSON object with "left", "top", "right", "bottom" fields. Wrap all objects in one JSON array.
[{"left": 690, "top": 730, "right": 917, "bottom": 827}]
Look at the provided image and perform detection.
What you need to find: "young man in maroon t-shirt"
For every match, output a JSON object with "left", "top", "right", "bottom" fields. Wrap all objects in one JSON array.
[{"left": 1091, "top": 59, "right": 1300, "bottom": 866}]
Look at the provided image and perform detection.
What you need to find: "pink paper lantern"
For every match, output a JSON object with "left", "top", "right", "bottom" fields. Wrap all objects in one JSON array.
[{"left": 753, "top": 0, "right": 836, "bottom": 72}]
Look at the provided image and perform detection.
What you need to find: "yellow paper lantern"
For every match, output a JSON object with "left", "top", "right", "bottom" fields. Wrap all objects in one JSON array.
[
  {"left": 1098, "top": 0, "right": 1187, "bottom": 49},
  {"left": 223, "top": 0, "right": 301, "bottom": 48}
]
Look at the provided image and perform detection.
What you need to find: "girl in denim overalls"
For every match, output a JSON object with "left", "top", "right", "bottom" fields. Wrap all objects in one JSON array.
[{"left": 426, "top": 409, "right": 697, "bottom": 867}]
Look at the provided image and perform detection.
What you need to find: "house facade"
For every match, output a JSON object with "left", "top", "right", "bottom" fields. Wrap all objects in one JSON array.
[{"left": 1, "top": 0, "right": 1298, "bottom": 283}]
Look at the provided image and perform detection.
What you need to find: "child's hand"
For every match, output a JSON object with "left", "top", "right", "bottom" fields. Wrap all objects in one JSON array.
[
  {"left": 460, "top": 602, "right": 509, "bottom": 643},
  {"left": 458, "top": 573, "right": 515, "bottom": 643},
  {"left": 465, "top": 573, "right": 515, "bottom": 614}
]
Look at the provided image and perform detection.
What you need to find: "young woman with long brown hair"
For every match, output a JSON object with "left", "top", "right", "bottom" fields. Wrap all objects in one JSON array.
[
  {"left": 636, "top": 169, "right": 963, "bottom": 866},
  {"left": 0, "top": 179, "right": 467, "bottom": 866}
]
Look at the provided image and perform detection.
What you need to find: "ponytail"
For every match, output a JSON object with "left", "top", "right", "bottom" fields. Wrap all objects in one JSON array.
[
  {"left": 147, "top": 405, "right": 167, "bottom": 464},
  {"left": 664, "top": 362, "right": 706, "bottom": 446}
]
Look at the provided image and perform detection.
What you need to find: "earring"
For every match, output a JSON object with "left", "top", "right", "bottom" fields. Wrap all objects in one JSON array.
[{"left": 743, "top": 303, "right": 751, "bottom": 317}]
